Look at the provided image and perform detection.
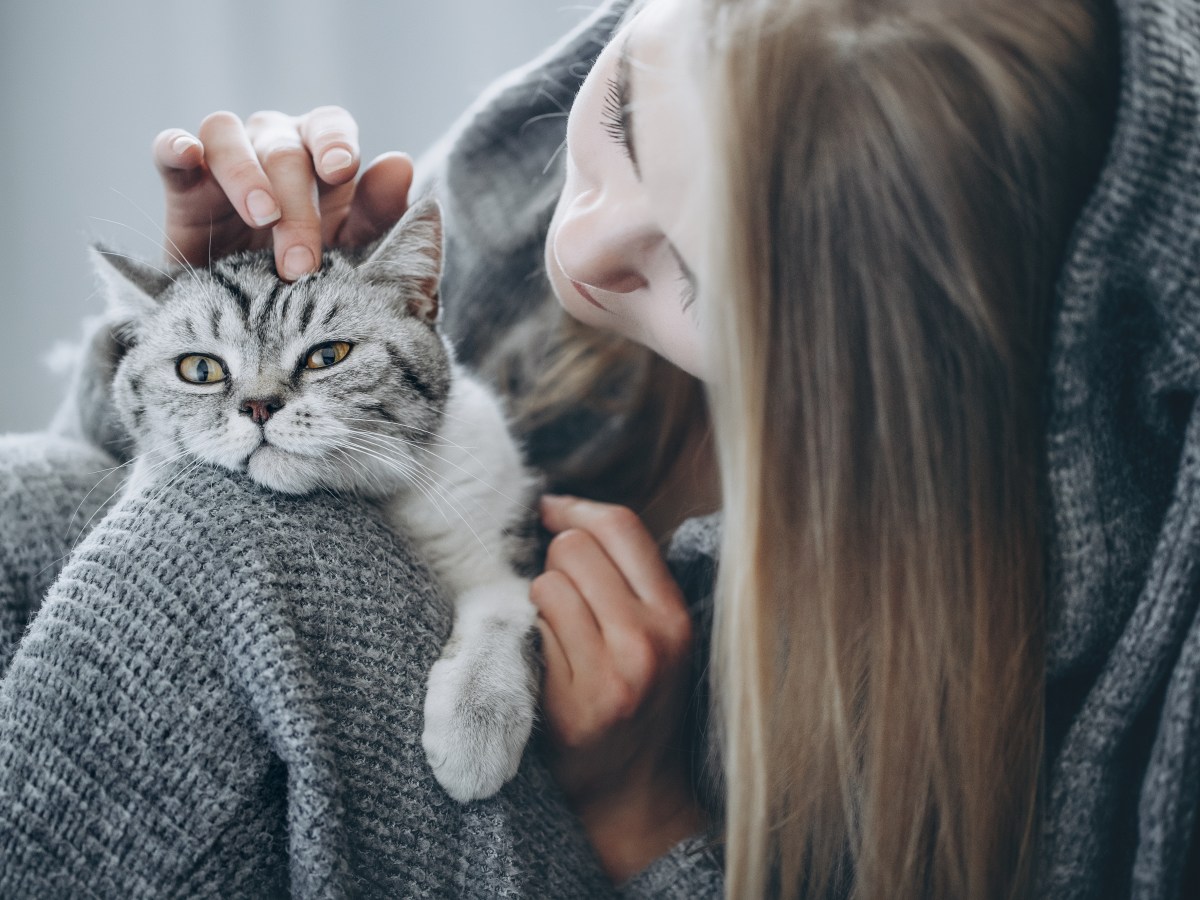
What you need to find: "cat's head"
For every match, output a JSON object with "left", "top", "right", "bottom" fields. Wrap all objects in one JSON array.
[{"left": 97, "top": 198, "right": 453, "bottom": 497}]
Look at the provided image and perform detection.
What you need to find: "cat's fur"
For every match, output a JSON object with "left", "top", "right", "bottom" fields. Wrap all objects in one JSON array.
[{"left": 96, "top": 199, "right": 538, "bottom": 802}]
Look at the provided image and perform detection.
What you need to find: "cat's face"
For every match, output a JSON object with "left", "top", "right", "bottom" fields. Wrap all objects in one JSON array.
[{"left": 100, "top": 199, "right": 452, "bottom": 497}]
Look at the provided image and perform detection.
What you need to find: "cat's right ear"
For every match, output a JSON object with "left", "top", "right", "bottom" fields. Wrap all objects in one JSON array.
[
  {"left": 90, "top": 245, "right": 173, "bottom": 332},
  {"left": 90, "top": 247, "right": 174, "bottom": 345},
  {"left": 358, "top": 198, "right": 443, "bottom": 325}
]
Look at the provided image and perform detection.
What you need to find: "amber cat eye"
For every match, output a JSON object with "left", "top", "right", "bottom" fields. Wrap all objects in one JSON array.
[
  {"left": 304, "top": 341, "right": 352, "bottom": 370},
  {"left": 177, "top": 354, "right": 227, "bottom": 384}
]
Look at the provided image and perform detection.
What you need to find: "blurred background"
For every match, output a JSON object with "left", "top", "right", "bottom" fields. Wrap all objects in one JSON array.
[{"left": 0, "top": 0, "right": 592, "bottom": 432}]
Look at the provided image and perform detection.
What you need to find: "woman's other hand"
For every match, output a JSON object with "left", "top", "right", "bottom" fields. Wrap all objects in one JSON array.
[
  {"left": 533, "top": 494, "right": 706, "bottom": 883},
  {"left": 152, "top": 107, "right": 413, "bottom": 280}
]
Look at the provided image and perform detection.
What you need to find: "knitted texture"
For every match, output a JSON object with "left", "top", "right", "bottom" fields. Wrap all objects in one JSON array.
[
  {"left": 0, "top": 456, "right": 620, "bottom": 898},
  {"left": 0, "top": 434, "right": 119, "bottom": 674},
  {"left": 1040, "top": 0, "right": 1200, "bottom": 897}
]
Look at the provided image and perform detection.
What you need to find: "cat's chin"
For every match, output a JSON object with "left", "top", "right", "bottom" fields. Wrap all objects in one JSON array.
[{"left": 244, "top": 445, "right": 323, "bottom": 496}]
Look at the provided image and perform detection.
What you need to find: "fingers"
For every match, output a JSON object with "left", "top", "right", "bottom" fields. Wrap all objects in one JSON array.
[
  {"left": 298, "top": 105, "right": 361, "bottom": 184},
  {"left": 540, "top": 494, "right": 684, "bottom": 607},
  {"left": 152, "top": 128, "right": 205, "bottom": 193},
  {"left": 530, "top": 570, "right": 601, "bottom": 678},
  {"left": 153, "top": 126, "right": 253, "bottom": 266},
  {"left": 198, "top": 111, "right": 282, "bottom": 230},
  {"left": 246, "top": 110, "right": 329, "bottom": 280},
  {"left": 336, "top": 152, "right": 414, "bottom": 247},
  {"left": 544, "top": 528, "right": 643, "bottom": 634},
  {"left": 154, "top": 107, "right": 404, "bottom": 275},
  {"left": 533, "top": 498, "right": 694, "bottom": 734}
]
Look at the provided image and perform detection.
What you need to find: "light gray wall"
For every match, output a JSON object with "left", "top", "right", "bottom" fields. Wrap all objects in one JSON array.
[{"left": 0, "top": 0, "right": 590, "bottom": 433}]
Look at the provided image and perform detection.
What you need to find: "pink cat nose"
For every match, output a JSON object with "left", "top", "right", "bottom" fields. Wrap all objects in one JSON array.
[{"left": 240, "top": 397, "right": 284, "bottom": 425}]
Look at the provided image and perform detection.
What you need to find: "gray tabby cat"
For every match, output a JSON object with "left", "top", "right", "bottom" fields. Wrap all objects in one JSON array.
[{"left": 95, "top": 198, "right": 538, "bottom": 802}]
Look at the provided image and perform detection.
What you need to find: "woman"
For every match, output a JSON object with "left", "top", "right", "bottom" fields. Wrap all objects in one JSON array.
[{"left": 3, "top": 0, "right": 1197, "bottom": 897}]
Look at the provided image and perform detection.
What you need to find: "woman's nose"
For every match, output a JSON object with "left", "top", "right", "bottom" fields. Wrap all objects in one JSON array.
[{"left": 553, "top": 188, "right": 657, "bottom": 294}]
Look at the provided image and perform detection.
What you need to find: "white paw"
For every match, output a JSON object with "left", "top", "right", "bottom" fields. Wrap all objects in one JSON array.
[{"left": 421, "top": 637, "right": 537, "bottom": 802}]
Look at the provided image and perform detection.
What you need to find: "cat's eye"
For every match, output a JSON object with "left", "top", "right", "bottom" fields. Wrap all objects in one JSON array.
[
  {"left": 305, "top": 341, "right": 352, "bottom": 370},
  {"left": 177, "top": 354, "right": 227, "bottom": 385}
]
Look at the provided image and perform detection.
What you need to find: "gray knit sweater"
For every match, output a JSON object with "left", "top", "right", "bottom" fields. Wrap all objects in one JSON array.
[{"left": 2, "top": 0, "right": 1198, "bottom": 897}]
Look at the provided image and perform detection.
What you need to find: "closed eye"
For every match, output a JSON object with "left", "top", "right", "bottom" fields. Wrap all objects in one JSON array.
[
  {"left": 601, "top": 75, "right": 634, "bottom": 163},
  {"left": 600, "top": 34, "right": 638, "bottom": 172}
]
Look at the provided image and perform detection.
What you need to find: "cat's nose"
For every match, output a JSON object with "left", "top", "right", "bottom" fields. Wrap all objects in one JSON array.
[{"left": 240, "top": 396, "right": 284, "bottom": 425}]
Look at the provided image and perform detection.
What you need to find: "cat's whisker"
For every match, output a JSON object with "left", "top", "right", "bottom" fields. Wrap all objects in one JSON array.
[
  {"left": 534, "top": 83, "right": 571, "bottom": 115},
  {"left": 519, "top": 110, "right": 569, "bottom": 138},
  {"left": 342, "top": 436, "right": 480, "bottom": 526},
  {"left": 92, "top": 245, "right": 177, "bottom": 284},
  {"left": 331, "top": 422, "right": 466, "bottom": 452},
  {"left": 340, "top": 435, "right": 438, "bottom": 494},
  {"left": 66, "top": 441, "right": 189, "bottom": 542},
  {"left": 89, "top": 216, "right": 208, "bottom": 301},
  {"left": 349, "top": 428, "right": 534, "bottom": 515},
  {"left": 65, "top": 443, "right": 166, "bottom": 536},
  {"left": 331, "top": 447, "right": 387, "bottom": 496},
  {"left": 343, "top": 436, "right": 503, "bottom": 550},
  {"left": 107, "top": 187, "right": 209, "bottom": 295},
  {"left": 340, "top": 423, "right": 491, "bottom": 475},
  {"left": 542, "top": 137, "right": 569, "bottom": 176},
  {"left": 141, "top": 453, "right": 209, "bottom": 510},
  {"left": 342, "top": 440, "right": 460, "bottom": 531},
  {"left": 338, "top": 413, "right": 480, "bottom": 442},
  {"left": 339, "top": 423, "right": 475, "bottom": 456},
  {"left": 41, "top": 441, "right": 189, "bottom": 579}
]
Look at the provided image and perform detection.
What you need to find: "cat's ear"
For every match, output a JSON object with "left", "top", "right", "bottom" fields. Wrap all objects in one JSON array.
[
  {"left": 358, "top": 197, "right": 443, "bottom": 325},
  {"left": 91, "top": 244, "right": 173, "bottom": 325}
]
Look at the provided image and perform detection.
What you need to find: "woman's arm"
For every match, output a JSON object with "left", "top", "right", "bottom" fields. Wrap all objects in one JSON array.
[{"left": 533, "top": 494, "right": 719, "bottom": 889}]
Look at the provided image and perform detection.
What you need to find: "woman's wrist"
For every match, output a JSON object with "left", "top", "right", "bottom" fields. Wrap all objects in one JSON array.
[{"left": 567, "top": 762, "right": 707, "bottom": 884}]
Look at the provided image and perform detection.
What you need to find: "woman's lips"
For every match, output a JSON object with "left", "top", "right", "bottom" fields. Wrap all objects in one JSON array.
[{"left": 571, "top": 280, "right": 607, "bottom": 311}]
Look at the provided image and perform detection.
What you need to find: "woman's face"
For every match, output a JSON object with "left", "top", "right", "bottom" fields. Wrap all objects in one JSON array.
[{"left": 544, "top": 0, "right": 708, "bottom": 379}]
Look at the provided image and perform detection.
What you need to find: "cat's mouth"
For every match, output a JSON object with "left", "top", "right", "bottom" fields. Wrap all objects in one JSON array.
[{"left": 243, "top": 438, "right": 276, "bottom": 467}]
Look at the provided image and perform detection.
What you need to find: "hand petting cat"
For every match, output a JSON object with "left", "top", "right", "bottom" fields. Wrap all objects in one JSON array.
[{"left": 152, "top": 106, "right": 411, "bottom": 279}]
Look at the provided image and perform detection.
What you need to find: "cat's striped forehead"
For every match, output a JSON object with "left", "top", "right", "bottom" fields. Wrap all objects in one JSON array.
[{"left": 159, "top": 250, "right": 367, "bottom": 349}]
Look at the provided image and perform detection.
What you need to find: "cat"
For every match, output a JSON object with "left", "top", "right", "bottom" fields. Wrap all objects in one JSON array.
[{"left": 95, "top": 198, "right": 539, "bottom": 802}]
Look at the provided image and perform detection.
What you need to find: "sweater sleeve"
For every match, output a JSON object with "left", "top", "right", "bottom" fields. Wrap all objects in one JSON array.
[
  {"left": 0, "top": 461, "right": 622, "bottom": 898},
  {"left": 0, "top": 434, "right": 121, "bottom": 674}
]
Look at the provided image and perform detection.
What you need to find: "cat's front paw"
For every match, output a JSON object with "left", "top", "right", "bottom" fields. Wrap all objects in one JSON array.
[{"left": 421, "top": 636, "right": 537, "bottom": 802}]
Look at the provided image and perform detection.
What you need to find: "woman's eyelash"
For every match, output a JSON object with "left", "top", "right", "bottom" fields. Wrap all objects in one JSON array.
[
  {"left": 601, "top": 75, "right": 634, "bottom": 160},
  {"left": 678, "top": 270, "right": 698, "bottom": 312}
]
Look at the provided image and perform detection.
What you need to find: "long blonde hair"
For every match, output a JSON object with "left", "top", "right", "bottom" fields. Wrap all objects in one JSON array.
[{"left": 700, "top": 0, "right": 1117, "bottom": 896}]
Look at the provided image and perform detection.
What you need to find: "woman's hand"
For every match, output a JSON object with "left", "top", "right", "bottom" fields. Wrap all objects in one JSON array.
[
  {"left": 152, "top": 107, "right": 413, "bottom": 279},
  {"left": 533, "top": 494, "right": 706, "bottom": 883}
]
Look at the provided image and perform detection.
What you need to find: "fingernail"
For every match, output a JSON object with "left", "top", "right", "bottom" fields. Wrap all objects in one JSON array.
[
  {"left": 171, "top": 135, "right": 200, "bottom": 156},
  {"left": 246, "top": 189, "right": 281, "bottom": 227},
  {"left": 320, "top": 148, "right": 354, "bottom": 175},
  {"left": 282, "top": 245, "right": 316, "bottom": 280}
]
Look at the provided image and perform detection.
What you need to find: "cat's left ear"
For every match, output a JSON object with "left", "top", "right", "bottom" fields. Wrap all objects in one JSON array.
[
  {"left": 358, "top": 197, "right": 443, "bottom": 325},
  {"left": 91, "top": 244, "right": 173, "bottom": 326}
]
